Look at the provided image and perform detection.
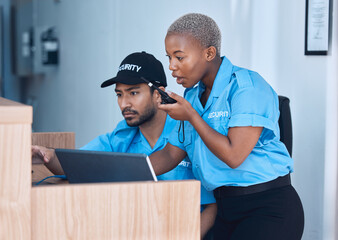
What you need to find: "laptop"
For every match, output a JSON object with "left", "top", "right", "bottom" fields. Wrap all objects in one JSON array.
[{"left": 55, "top": 149, "right": 158, "bottom": 184}]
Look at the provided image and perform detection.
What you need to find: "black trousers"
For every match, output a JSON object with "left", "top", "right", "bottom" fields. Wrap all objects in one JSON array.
[{"left": 213, "top": 185, "right": 304, "bottom": 240}]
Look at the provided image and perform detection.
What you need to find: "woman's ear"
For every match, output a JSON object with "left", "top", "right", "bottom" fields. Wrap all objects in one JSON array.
[{"left": 205, "top": 46, "right": 217, "bottom": 62}]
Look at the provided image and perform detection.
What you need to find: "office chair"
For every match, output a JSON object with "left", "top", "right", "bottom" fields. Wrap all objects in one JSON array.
[{"left": 278, "top": 95, "right": 293, "bottom": 157}]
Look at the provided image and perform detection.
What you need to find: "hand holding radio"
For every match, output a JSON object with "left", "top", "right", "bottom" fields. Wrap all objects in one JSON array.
[
  {"left": 141, "top": 77, "right": 177, "bottom": 104},
  {"left": 141, "top": 77, "right": 186, "bottom": 143}
]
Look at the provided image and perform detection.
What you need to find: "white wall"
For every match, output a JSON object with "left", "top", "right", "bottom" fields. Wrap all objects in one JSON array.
[
  {"left": 323, "top": 1, "right": 338, "bottom": 239},
  {"left": 22, "top": 0, "right": 337, "bottom": 239}
]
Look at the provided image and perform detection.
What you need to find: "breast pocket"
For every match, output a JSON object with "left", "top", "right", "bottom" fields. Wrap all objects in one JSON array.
[{"left": 209, "top": 118, "right": 230, "bottom": 136}]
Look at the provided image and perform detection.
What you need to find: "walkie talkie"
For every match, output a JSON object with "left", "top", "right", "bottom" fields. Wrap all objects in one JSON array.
[
  {"left": 141, "top": 77, "right": 184, "bottom": 142},
  {"left": 141, "top": 77, "right": 177, "bottom": 104}
]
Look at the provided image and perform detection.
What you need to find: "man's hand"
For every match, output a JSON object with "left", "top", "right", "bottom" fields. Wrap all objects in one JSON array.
[
  {"left": 31, "top": 145, "right": 64, "bottom": 175},
  {"left": 31, "top": 145, "right": 56, "bottom": 164}
]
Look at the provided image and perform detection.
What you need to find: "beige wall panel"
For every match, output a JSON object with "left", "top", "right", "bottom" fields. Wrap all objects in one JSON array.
[{"left": 32, "top": 181, "right": 200, "bottom": 240}]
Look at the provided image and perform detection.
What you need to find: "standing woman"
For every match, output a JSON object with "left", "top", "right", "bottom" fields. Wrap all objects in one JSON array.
[{"left": 151, "top": 13, "right": 304, "bottom": 240}]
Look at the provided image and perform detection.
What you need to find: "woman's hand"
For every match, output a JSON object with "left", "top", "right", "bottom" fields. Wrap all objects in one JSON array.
[{"left": 158, "top": 92, "right": 198, "bottom": 121}]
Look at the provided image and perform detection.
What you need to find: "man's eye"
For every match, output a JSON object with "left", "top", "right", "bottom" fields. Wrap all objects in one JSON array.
[
  {"left": 176, "top": 56, "right": 183, "bottom": 61},
  {"left": 131, "top": 92, "right": 138, "bottom": 96},
  {"left": 166, "top": 55, "right": 171, "bottom": 60},
  {"left": 116, "top": 93, "right": 121, "bottom": 97}
]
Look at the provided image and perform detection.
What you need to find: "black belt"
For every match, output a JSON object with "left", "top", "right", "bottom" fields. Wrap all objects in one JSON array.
[{"left": 214, "top": 174, "right": 291, "bottom": 197}]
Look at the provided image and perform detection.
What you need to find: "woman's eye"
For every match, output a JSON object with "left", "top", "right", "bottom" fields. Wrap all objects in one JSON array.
[
  {"left": 166, "top": 55, "right": 171, "bottom": 61},
  {"left": 176, "top": 56, "right": 183, "bottom": 61}
]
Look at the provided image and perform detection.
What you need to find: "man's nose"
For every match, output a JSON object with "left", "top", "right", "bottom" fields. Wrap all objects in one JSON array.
[{"left": 119, "top": 96, "right": 131, "bottom": 109}]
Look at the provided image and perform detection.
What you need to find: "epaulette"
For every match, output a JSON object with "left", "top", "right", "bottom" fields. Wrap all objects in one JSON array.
[{"left": 232, "top": 69, "right": 253, "bottom": 89}]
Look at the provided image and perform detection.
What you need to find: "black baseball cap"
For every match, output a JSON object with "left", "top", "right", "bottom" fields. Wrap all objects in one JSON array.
[{"left": 101, "top": 51, "right": 167, "bottom": 88}]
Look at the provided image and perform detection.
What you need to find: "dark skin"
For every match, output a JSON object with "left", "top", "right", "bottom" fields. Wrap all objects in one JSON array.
[{"left": 150, "top": 33, "right": 263, "bottom": 175}]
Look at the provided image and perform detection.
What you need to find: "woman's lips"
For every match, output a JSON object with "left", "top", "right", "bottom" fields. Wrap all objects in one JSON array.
[{"left": 176, "top": 77, "right": 184, "bottom": 84}]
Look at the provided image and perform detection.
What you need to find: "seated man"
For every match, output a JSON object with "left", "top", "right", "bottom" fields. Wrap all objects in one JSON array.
[{"left": 32, "top": 51, "right": 216, "bottom": 239}]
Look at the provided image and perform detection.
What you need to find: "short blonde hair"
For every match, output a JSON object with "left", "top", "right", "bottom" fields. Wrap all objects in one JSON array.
[{"left": 167, "top": 13, "right": 221, "bottom": 56}]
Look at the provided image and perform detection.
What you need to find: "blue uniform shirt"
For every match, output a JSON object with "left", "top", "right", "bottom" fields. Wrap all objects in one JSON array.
[
  {"left": 169, "top": 56, "right": 293, "bottom": 191},
  {"left": 81, "top": 115, "right": 215, "bottom": 205}
]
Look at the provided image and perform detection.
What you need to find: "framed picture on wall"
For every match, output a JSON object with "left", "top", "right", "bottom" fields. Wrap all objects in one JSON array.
[{"left": 305, "top": 0, "right": 331, "bottom": 55}]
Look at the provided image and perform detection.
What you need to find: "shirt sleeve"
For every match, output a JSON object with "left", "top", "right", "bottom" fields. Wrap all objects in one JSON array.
[{"left": 228, "top": 71, "right": 280, "bottom": 144}]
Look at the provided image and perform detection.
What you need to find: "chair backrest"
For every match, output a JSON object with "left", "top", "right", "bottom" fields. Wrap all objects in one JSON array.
[{"left": 278, "top": 96, "right": 293, "bottom": 157}]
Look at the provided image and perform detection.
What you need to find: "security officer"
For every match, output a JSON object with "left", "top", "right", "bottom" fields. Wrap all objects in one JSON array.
[{"left": 150, "top": 13, "right": 304, "bottom": 240}]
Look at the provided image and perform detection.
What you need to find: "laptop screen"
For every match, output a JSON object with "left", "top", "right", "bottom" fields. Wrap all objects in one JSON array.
[{"left": 55, "top": 149, "right": 158, "bottom": 184}]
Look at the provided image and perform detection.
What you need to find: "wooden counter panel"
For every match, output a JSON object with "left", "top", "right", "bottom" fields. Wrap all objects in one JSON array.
[
  {"left": 31, "top": 132, "right": 75, "bottom": 149},
  {"left": 32, "top": 180, "right": 200, "bottom": 240},
  {"left": 0, "top": 124, "right": 32, "bottom": 239},
  {"left": 0, "top": 97, "right": 32, "bottom": 124}
]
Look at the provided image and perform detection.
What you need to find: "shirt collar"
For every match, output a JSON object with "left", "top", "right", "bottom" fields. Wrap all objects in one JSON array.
[
  {"left": 195, "top": 56, "right": 234, "bottom": 113},
  {"left": 134, "top": 114, "right": 174, "bottom": 151},
  {"left": 208, "top": 56, "right": 234, "bottom": 98},
  {"left": 197, "top": 56, "right": 234, "bottom": 98}
]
